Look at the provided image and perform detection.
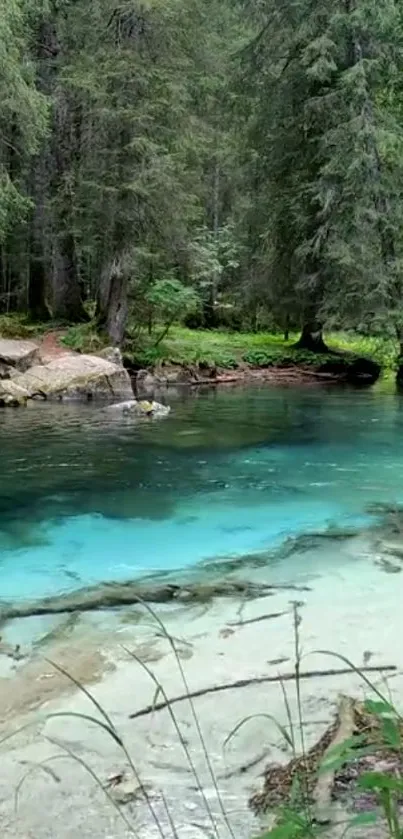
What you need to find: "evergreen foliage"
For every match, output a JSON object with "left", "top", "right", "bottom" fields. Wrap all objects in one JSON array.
[{"left": 1, "top": 0, "right": 403, "bottom": 358}]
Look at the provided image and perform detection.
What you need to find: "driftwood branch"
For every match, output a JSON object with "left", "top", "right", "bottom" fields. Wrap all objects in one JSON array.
[
  {"left": 313, "top": 694, "right": 355, "bottom": 824},
  {"left": 0, "top": 579, "right": 306, "bottom": 623},
  {"left": 227, "top": 611, "right": 286, "bottom": 628},
  {"left": 129, "top": 666, "right": 396, "bottom": 720}
]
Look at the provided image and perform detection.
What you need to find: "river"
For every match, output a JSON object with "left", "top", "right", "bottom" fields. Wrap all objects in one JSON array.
[
  {"left": 2, "top": 383, "right": 403, "bottom": 839},
  {"left": 1, "top": 383, "right": 403, "bottom": 601}
]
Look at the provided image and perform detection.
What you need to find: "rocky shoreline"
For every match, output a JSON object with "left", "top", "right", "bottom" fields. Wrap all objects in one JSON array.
[
  {"left": 131, "top": 353, "right": 382, "bottom": 395},
  {"left": 0, "top": 334, "right": 383, "bottom": 408},
  {"left": 0, "top": 338, "right": 169, "bottom": 418}
]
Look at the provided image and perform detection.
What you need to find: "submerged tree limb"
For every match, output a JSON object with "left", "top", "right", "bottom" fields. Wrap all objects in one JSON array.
[
  {"left": 129, "top": 666, "right": 396, "bottom": 720},
  {"left": 0, "top": 579, "right": 308, "bottom": 623}
]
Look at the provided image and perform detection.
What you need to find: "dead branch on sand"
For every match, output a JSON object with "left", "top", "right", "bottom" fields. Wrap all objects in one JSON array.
[
  {"left": 227, "top": 611, "right": 287, "bottom": 628},
  {"left": 129, "top": 666, "right": 396, "bottom": 720}
]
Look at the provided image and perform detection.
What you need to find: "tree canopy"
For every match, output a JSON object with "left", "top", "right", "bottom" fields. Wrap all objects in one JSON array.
[{"left": 1, "top": 0, "right": 403, "bottom": 355}]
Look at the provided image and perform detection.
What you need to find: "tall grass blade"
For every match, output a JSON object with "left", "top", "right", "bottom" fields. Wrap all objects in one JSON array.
[
  {"left": 45, "top": 736, "right": 139, "bottom": 836},
  {"left": 127, "top": 598, "right": 234, "bottom": 839},
  {"left": 15, "top": 756, "right": 62, "bottom": 811},
  {"left": 279, "top": 678, "right": 296, "bottom": 756},
  {"left": 0, "top": 721, "right": 36, "bottom": 746},
  {"left": 306, "top": 651, "right": 398, "bottom": 713},
  {"left": 123, "top": 645, "right": 218, "bottom": 837},
  {"left": 46, "top": 662, "right": 167, "bottom": 839},
  {"left": 224, "top": 713, "right": 294, "bottom": 751}
]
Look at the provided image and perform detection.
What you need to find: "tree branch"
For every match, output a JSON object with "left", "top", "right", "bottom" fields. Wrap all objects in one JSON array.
[{"left": 129, "top": 666, "right": 397, "bottom": 720}]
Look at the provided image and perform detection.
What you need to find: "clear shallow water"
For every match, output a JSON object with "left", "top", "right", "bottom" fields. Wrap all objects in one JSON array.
[{"left": 1, "top": 384, "right": 403, "bottom": 601}]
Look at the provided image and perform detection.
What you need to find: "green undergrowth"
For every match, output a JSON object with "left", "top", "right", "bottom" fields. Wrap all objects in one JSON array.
[
  {"left": 60, "top": 323, "right": 107, "bottom": 352},
  {"left": 0, "top": 313, "right": 50, "bottom": 339},
  {"left": 125, "top": 326, "right": 395, "bottom": 371},
  {"left": 0, "top": 314, "right": 397, "bottom": 371}
]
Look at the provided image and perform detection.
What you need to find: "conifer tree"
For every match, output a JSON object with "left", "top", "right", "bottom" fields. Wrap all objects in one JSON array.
[{"left": 239, "top": 0, "right": 403, "bottom": 350}]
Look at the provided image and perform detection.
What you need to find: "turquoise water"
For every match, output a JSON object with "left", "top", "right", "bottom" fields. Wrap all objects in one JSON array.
[{"left": 1, "top": 384, "right": 403, "bottom": 601}]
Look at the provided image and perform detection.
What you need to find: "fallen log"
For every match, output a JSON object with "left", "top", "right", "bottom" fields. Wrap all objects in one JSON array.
[
  {"left": 251, "top": 691, "right": 402, "bottom": 816},
  {"left": 313, "top": 694, "right": 355, "bottom": 824},
  {"left": 129, "top": 665, "right": 396, "bottom": 720},
  {"left": 0, "top": 578, "right": 296, "bottom": 623}
]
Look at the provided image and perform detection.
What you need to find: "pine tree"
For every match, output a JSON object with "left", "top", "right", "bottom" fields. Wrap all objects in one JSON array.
[
  {"left": 238, "top": 0, "right": 403, "bottom": 350},
  {"left": 0, "top": 0, "right": 48, "bottom": 310}
]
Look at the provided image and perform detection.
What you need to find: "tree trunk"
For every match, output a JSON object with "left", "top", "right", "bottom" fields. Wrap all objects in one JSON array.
[
  {"left": 45, "top": 15, "right": 87, "bottom": 323},
  {"left": 28, "top": 153, "right": 51, "bottom": 321},
  {"left": 203, "top": 158, "right": 220, "bottom": 329},
  {"left": 395, "top": 330, "right": 403, "bottom": 389},
  {"left": 28, "top": 247, "right": 50, "bottom": 321},
  {"left": 96, "top": 257, "right": 128, "bottom": 345},
  {"left": 294, "top": 321, "right": 329, "bottom": 353},
  {"left": 52, "top": 231, "right": 87, "bottom": 322}
]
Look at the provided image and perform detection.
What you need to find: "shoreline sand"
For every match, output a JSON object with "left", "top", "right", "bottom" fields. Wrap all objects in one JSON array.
[{"left": 0, "top": 532, "right": 402, "bottom": 838}]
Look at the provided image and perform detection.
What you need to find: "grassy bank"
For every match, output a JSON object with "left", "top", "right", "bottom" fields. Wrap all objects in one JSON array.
[
  {"left": 62, "top": 323, "right": 397, "bottom": 371},
  {"left": 125, "top": 326, "right": 396, "bottom": 370},
  {"left": 0, "top": 313, "right": 397, "bottom": 371}
]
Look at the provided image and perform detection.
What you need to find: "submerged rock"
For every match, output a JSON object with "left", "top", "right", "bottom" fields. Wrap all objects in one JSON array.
[
  {"left": 0, "top": 353, "right": 133, "bottom": 404},
  {"left": 108, "top": 398, "right": 170, "bottom": 418}
]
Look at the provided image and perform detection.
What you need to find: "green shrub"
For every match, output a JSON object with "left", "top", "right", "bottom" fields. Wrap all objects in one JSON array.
[
  {"left": 61, "top": 323, "right": 106, "bottom": 352},
  {"left": 145, "top": 279, "right": 201, "bottom": 345},
  {"left": 0, "top": 313, "right": 48, "bottom": 338},
  {"left": 243, "top": 348, "right": 284, "bottom": 367},
  {"left": 129, "top": 346, "right": 166, "bottom": 367},
  {"left": 195, "top": 352, "right": 238, "bottom": 369}
]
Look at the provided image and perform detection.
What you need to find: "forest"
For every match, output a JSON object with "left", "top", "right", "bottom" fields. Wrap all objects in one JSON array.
[{"left": 2, "top": 0, "right": 403, "bottom": 361}]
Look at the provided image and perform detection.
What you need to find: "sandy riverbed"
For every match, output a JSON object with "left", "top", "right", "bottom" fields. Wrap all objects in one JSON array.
[{"left": 0, "top": 531, "right": 402, "bottom": 839}]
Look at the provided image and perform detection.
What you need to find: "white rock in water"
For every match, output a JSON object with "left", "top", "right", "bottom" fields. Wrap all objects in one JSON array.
[{"left": 108, "top": 399, "right": 170, "bottom": 418}]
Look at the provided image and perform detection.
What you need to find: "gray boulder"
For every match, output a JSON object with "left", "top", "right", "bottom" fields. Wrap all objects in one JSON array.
[
  {"left": 0, "top": 353, "right": 133, "bottom": 404},
  {"left": 0, "top": 338, "right": 40, "bottom": 372},
  {"left": 96, "top": 346, "right": 124, "bottom": 367}
]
